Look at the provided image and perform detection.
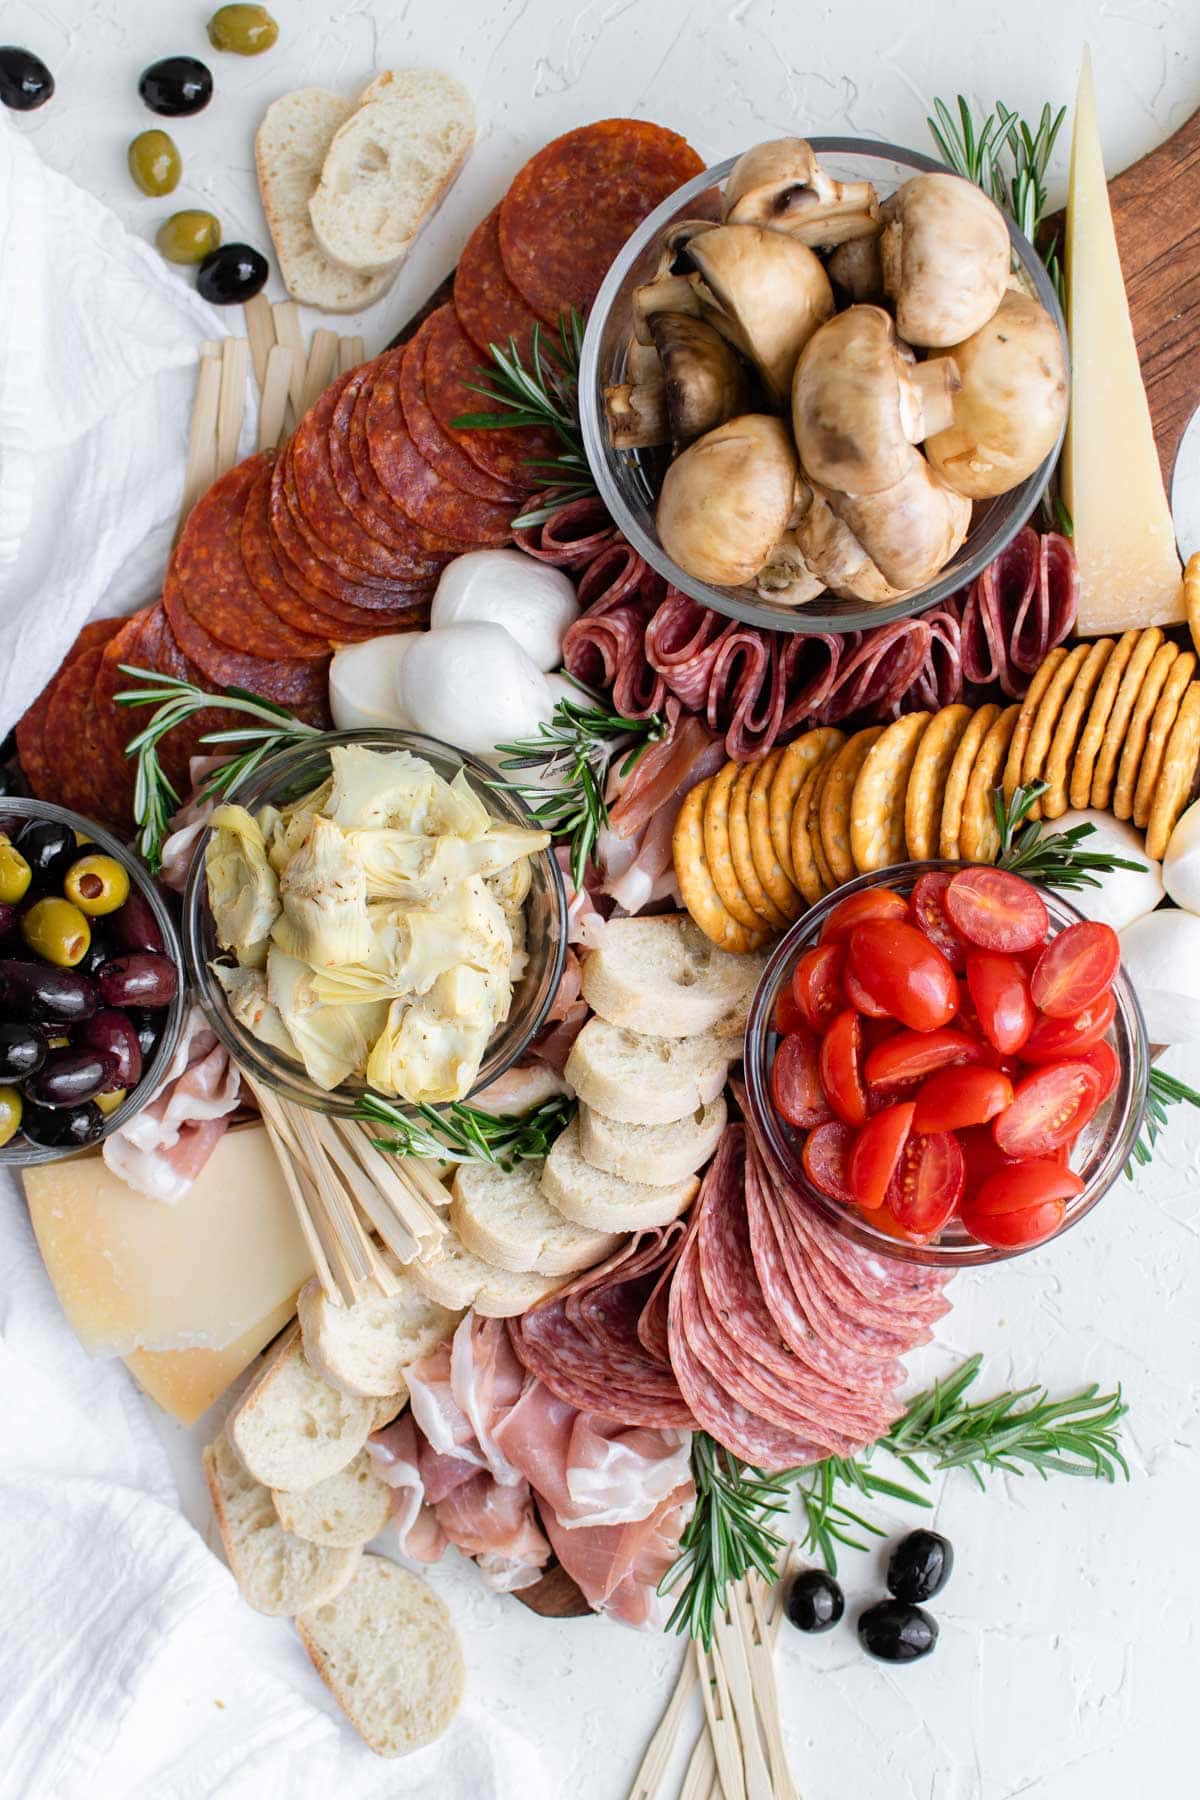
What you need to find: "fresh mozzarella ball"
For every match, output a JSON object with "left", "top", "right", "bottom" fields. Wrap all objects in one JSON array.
[
  {"left": 329, "top": 634, "right": 421, "bottom": 730},
  {"left": 397, "top": 621, "right": 556, "bottom": 756},
  {"left": 1118, "top": 911, "right": 1200, "bottom": 1042},
  {"left": 431, "top": 549, "right": 580, "bottom": 671},
  {"left": 1050, "top": 810, "right": 1164, "bottom": 930},
  {"left": 1163, "top": 800, "right": 1200, "bottom": 914}
]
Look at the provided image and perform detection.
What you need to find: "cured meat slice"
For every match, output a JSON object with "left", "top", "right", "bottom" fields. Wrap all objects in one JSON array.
[
  {"left": 498, "top": 120, "right": 704, "bottom": 324},
  {"left": 43, "top": 645, "right": 111, "bottom": 820},
  {"left": 332, "top": 357, "right": 455, "bottom": 561},
  {"left": 163, "top": 569, "right": 331, "bottom": 724},
  {"left": 423, "top": 302, "right": 557, "bottom": 494},
  {"left": 814, "top": 619, "right": 932, "bottom": 724},
  {"left": 779, "top": 631, "right": 843, "bottom": 730},
  {"left": 347, "top": 358, "right": 475, "bottom": 558},
  {"left": 268, "top": 444, "right": 428, "bottom": 609},
  {"left": 281, "top": 436, "right": 426, "bottom": 592},
  {"left": 541, "top": 1481, "right": 695, "bottom": 1627},
  {"left": 512, "top": 494, "right": 618, "bottom": 567},
  {"left": 365, "top": 357, "right": 514, "bottom": 547},
  {"left": 454, "top": 208, "right": 542, "bottom": 362},
  {"left": 239, "top": 461, "right": 397, "bottom": 642},
  {"left": 399, "top": 311, "right": 520, "bottom": 504},
  {"left": 709, "top": 628, "right": 787, "bottom": 761},
  {"left": 90, "top": 607, "right": 161, "bottom": 830},
  {"left": 15, "top": 617, "right": 121, "bottom": 800},
  {"left": 892, "top": 603, "right": 963, "bottom": 714},
  {"left": 645, "top": 592, "right": 732, "bottom": 711}
]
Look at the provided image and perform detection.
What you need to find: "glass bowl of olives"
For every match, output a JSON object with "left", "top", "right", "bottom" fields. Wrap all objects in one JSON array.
[{"left": 0, "top": 798, "right": 186, "bottom": 1166}]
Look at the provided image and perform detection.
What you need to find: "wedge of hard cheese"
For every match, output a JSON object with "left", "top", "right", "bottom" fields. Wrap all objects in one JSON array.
[{"left": 123, "top": 1299, "right": 298, "bottom": 1426}]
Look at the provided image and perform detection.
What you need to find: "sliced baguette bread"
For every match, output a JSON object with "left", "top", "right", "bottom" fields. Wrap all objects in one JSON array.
[
  {"left": 204, "top": 1431, "right": 360, "bottom": 1616},
  {"left": 540, "top": 1116, "right": 699, "bottom": 1231},
  {"left": 578, "top": 1095, "right": 728, "bottom": 1186},
  {"left": 228, "top": 1325, "right": 375, "bottom": 1493},
  {"left": 298, "top": 1265, "right": 460, "bottom": 1400},
  {"left": 307, "top": 70, "right": 475, "bottom": 275},
  {"left": 297, "top": 1555, "right": 464, "bottom": 1757},
  {"left": 450, "top": 1158, "right": 620, "bottom": 1276},
  {"left": 371, "top": 1388, "right": 408, "bottom": 1432},
  {"left": 565, "top": 1017, "right": 730, "bottom": 1126},
  {"left": 410, "top": 1221, "right": 569, "bottom": 1317},
  {"left": 581, "top": 915, "right": 766, "bottom": 1038},
  {"left": 255, "top": 90, "right": 397, "bottom": 312},
  {"left": 273, "top": 1448, "right": 392, "bottom": 1549}
]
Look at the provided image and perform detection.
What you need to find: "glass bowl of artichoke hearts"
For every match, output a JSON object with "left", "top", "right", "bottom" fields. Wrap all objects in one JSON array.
[
  {"left": 579, "top": 136, "right": 1068, "bottom": 635},
  {"left": 182, "top": 732, "right": 567, "bottom": 1116}
]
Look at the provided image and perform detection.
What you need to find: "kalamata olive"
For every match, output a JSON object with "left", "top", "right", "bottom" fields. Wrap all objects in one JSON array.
[
  {"left": 111, "top": 888, "right": 165, "bottom": 954},
  {"left": 0, "top": 1022, "right": 45, "bottom": 1082},
  {"left": 24, "top": 1048, "right": 118, "bottom": 1109},
  {"left": 96, "top": 952, "right": 178, "bottom": 1009},
  {"left": 0, "top": 838, "right": 32, "bottom": 903},
  {"left": 21, "top": 1099, "right": 105, "bottom": 1149},
  {"left": 207, "top": 5, "right": 279, "bottom": 54},
  {"left": 0, "top": 1084, "right": 21, "bottom": 1147},
  {"left": 128, "top": 128, "right": 181, "bottom": 197},
  {"left": 156, "top": 209, "right": 222, "bottom": 266},
  {"left": 197, "top": 242, "right": 268, "bottom": 306},
  {"left": 21, "top": 897, "right": 91, "bottom": 968},
  {"left": 13, "top": 819, "right": 77, "bottom": 891},
  {"left": 128, "top": 1010, "right": 161, "bottom": 1061},
  {"left": 0, "top": 959, "right": 97, "bottom": 1024},
  {"left": 78, "top": 1010, "right": 142, "bottom": 1090},
  {"left": 138, "top": 55, "right": 213, "bottom": 117},
  {"left": 886, "top": 1530, "right": 954, "bottom": 1604},
  {"left": 857, "top": 1599, "right": 938, "bottom": 1663},
  {"left": 0, "top": 46, "right": 55, "bottom": 111},
  {"left": 0, "top": 901, "right": 18, "bottom": 938},
  {"left": 785, "top": 1570, "right": 844, "bottom": 1634}
]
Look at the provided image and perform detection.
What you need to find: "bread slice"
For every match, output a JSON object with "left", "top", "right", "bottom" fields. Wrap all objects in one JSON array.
[
  {"left": 273, "top": 1449, "right": 392, "bottom": 1549},
  {"left": 410, "top": 1221, "right": 568, "bottom": 1317},
  {"left": 204, "top": 1432, "right": 360, "bottom": 1616},
  {"left": 565, "top": 1018, "right": 730, "bottom": 1126},
  {"left": 298, "top": 1266, "right": 460, "bottom": 1400},
  {"left": 540, "top": 1117, "right": 698, "bottom": 1231},
  {"left": 450, "top": 1158, "right": 620, "bottom": 1276},
  {"left": 578, "top": 1095, "right": 728, "bottom": 1186},
  {"left": 307, "top": 70, "right": 475, "bottom": 275},
  {"left": 581, "top": 915, "right": 767, "bottom": 1038},
  {"left": 297, "top": 1555, "right": 464, "bottom": 1757},
  {"left": 228, "top": 1325, "right": 375, "bottom": 1493},
  {"left": 255, "top": 90, "right": 397, "bottom": 312},
  {"left": 370, "top": 1388, "right": 408, "bottom": 1432}
]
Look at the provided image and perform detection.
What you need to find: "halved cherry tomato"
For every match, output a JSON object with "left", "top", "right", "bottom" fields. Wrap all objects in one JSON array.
[
  {"left": 1074, "top": 1038, "right": 1120, "bottom": 1102},
  {"left": 802, "top": 1120, "right": 857, "bottom": 1203},
  {"left": 883, "top": 1130, "right": 965, "bottom": 1238},
  {"left": 846, "top": 920, "right": 958, "bottom": 1031},
  {"left": 1029, "top": 921, "right": 1120, "bottom": 1018},
  {"left": 819, "top": 886, "right": 908, "bottom": 944},
  {"left": 771, "top": 1029, "right": 832, "bottom": 1129},
  {"left": 860, "top": 1013, "right": 900, "bottom": 1056},
  {"left": 965, "top": 949, "right": 1034, "bottom": 1054},
  {"left": 959, "top": 1127, "right": 1069, "bottom": 1190},
  {"left": 945, "top": 866, "right": 1049, "bottom": 953},
  {"left": 959, "top": 1160, "right": 1083, "bottom": 1248},
  {"left": 910, "top": 870, "right": 966, "bottom": 971},
  {"left": 912, "top": 1065, "right": 1013, "bottom": 1133},
  {"left": 774, "top": 984, "right": 806, "bottom": 1036},
  {"left": 1021, "top": 990, "right": 1116, "bottom": 1062},
  {"left": 865, "top": 1027, "right": 985, "bottom": 1087},
  {"left": 992, "top": 1060, "right": 1105, "bottom": 1158},
  {"left": 819, "top": 1008, "right": 868, "bottom": 1126},
  {"left": 847, "top": 1101, "right": 915, "bottom": 1210},
  {"left": 844, "top": 963, "right": 890, "bottom": 1018},
  {"left": 790, "top": 942, "right": 845, "bottom": 1033}
]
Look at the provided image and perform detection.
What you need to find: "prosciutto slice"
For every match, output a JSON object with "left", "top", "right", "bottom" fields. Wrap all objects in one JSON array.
[
  {"left": 434, "top": 1472, "right": 551, "bottom": 1592},
  {"left": 542, "top": 1483, "right": 695, "bottom": 1629},
  {"left": 494, "top": 1381, "right": 691, "bottom": 1528},
  {"left": 367, "top": 1413, "right": 448, "bottom": 1564},
  {"left": 101, "top": 1005, "right": 242, "bottom": 1202}
]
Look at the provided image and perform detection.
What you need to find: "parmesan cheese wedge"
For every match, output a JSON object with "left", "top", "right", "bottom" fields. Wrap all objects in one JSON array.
[{"left": 1063, "top": 50, "right": 1183, "bottom": 635}]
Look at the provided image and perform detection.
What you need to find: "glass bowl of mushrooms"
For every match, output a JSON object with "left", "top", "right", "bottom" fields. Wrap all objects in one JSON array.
[{"left": 578, "top": 136, "right": 1068, "bottom": 636}]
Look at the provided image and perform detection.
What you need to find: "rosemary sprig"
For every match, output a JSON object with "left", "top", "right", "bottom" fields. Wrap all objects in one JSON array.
[
  {"left": 928, "top": 95, "right": 1067, "bottom": 298},
  {"left": 658, "top": 1435, "right": 791, "bottom": 1649},
  {"left": 1127, "top": 1067, "right": 1200, "bottom": 1174},
  {"left": 491, "top": 682, "right": 669, "bottom": 893},
  {"left": 451, "top": 307, "right": 596, "bottom": 528},
  {"left": 116, "top": 667, "right": 318, "bottom": 870},
  {"left": 357, "top": 1091, "right": 574, "bottom": 1170},
  {"left": 993, "top": 781, "right": 1147, "bottom": 890}
]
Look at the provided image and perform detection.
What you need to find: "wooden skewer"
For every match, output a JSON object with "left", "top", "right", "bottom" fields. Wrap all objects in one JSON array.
[
  {"left": 243, "top": 291, "right": 276, "bottom": 395},
  {"left": 679, "top": 1723, "right": 718, "bottom": 1800},
  {"left": 248, "top": 1078, "right": 343, "bottom": 1300},
  {"left": 335, "top": 1120, "right": 447, "bottom": 1255},
  {"left": 338, "top": 334, "right": 366, "bottom": 375},
  {"left": 308, "top": 1116, "right": 417, "bottom": 1279},
  {"left": 287, "top": 1103, "right": 380, "bottom": 1297},
  {"left": 627, "top": 1650, "right": 700, "bottom": 1800},
  {"left": 713, "top": 1597, "right": 774, "bottom": 1800},
  {"left": 215, "top": 337, "right": 250, "bottom": 477},
  {"left": 697, "top": 1636, "right": 746, "bottom": 1800},
  {"left": 301, "top": 328, "right": 340, "bottom": 415},
  {"left": 271, "top": 300, "right": 307, "bottom": 428},
  {"left": 176, "top": 346, "right": 222, "bottom": 532},
  {"left": 258, "top": 343, "right": 295, "bottom": 452}
]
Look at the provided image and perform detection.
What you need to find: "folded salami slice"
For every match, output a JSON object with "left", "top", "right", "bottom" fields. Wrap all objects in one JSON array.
[
  {"left": 644, "top": 591, "right": 732, "bottom": 711},
  {"left": 400, "top": 311, "right": 520, "bottom": 504},
  {"left": 512, "top": 495, "right": 617, "bottom": 567},
  {"left": 1035, "top": 531, "right": 1080, "bottom": 666},
  {"left": 779, "top": 631, "right": 843, "bottom": 730},
  {"left": 454, "top": 208, "right": 542, "bottom": 362},
  {"left": 710, "top": 630, "right": 787, "bottom": 762},
  {"left": 815, "top": 619, "right": 932, "bottom": 724}
]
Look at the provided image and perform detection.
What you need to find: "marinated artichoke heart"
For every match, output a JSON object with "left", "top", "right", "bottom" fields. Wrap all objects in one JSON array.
[
  {"left": 266, "top": 947, "right": 389, "bottom": 1091},
  {"left": 345, "top": 821, "right": 548, "bottom": 901},
  {"left": 367, "top": 967, "right": 498, "bottom": 1105},
  {"left": 211, "top": 961, "right": 298, "bottom": 1059},
  {"left": 272, "top": 815, "right": 371, "bottom": 967},
  {"left": 328, "top": 744, "right": 491, "bottom": 837},
  {"left": 205, "top": 803, "right": 281, "bottom": 967}
]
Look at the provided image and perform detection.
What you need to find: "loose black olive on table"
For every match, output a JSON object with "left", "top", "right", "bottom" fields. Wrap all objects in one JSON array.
[
  {"left": 785, "top": 1569, "right": 845, "bottom": 1634},
  {"left": 138, "top": 56, "right": 213, "bottom": 118},
  {"left": 0, "top": 46, "right": 55, "bottom": 111},
  {"left": 857, "top": 1599, "right": 939, "bottom": 1663},
  {"left": 887, "top": 1530, "right": 954, "bottom": 1604},
  {"left": 21, "top": 1099, "right": 105, "bottom": 1149},
  {"left": 197, "top": 242, "right": 269, "bottom": 305}
]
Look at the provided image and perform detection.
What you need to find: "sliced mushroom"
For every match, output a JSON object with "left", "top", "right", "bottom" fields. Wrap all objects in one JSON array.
[
  {"left": 604, "top": 314, "right": 750, "bottom": 452},
  {"left": 723, "top": 139, "right": 879, "bottom": 248},
  {"left": 686, "top": 224, "right": 834, "bottom": 405},
  {"left": 657, "top": 414, "right": 799, "bottom": 587},
  {"left": 630, "top": 219, "right": 716, "bottom": 344},
  {"left": 879, "top": 173, "right": 1011, "bottom": 347},
  {"left": 604, "top": 378, "right": 668, "bottom": 450},
  {"left": 924, "top": 289, "right": 1068, "bottom": 498},
  {"left": 826, "top": 232, "right": 883, "bottom": 302}
]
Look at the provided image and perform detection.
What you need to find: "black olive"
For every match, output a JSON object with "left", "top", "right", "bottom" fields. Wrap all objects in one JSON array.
[
  {"left": 12, "top": 819, "right": 78, "bottom": 892},
  {"left": 196, "top": 242, "right": 269, "bottom": 306},
  {"left": 21, "top": 1098, "right": 105, "bottom": 1149},
  {"left": 0, "top": 1022, "right": 44, "bottom": 1082},
  {"left": 129, "top": 1009, "right": 161, "bottom": 1061},
  {"left": 138, "top": 55, "right": 213, "bottom": 118},
  {"left": 784, "top": 1569, "right": 844, "bottom": 1634},
  {"left": 886, "top": 1530, "right": 954, "bottom": 1604},
  {"left": 857, "top": 1599, "right": 938, "bottom": 1663},
  {"left": 0, "top": 959, "right": 98, "bottom": 1025},
  {"left": 0, "top": 46, "right": 55, "bottom": 111},
  {"left": 0, "top": 901, "right": 18, "bottom": 939}
]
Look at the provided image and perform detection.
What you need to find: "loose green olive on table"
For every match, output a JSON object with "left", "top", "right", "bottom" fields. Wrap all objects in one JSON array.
[
  {"left": 207, "top": 6, "right": 279, "bottom": 55},
  {"left": 128, "top": 128, "right": 182, "bottom": 197},
  {"left": 156, "top": 209, "right": 222, "bottom": 265}
]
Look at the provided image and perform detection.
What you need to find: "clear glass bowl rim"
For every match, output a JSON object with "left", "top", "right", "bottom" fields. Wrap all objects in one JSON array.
[
  {"left": 578, "top": 135, "right": 1068, "bottom": 636},
  {"left": 742, "top": 860, "right": 1150, "bottom": 1268}
]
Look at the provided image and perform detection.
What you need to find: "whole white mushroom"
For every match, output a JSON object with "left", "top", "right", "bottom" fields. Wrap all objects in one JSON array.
[
  {"left": 329, "top": 634, "right": 421, "bottom": 731},
  {"left": 1048, "top": 811, "right": 1164, "bottom": 931},
  {"left": 430, "top": 549, "right": 580, "bottom": 672},
  {"left": 396, "top": 621, "right": 556, "bottom": 757}
]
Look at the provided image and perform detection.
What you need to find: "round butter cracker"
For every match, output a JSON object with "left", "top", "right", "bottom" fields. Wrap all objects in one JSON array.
[
  {"left": 820, "top": 727, "right": 883, "bottom": 886},
  {"left": 674, "top": 780, "right": 768, "bottom": 953},
  {"left": 850, "top": 712, "right": 930, "bottom": 874},
  {"left": 747, "top": 749, "right": 801, "bottom": 922},
  {"left": 961, "top": 705, "right": 1020, "bottom": 863},
  {"left": 1042, "top": 637, "right": 1114, "bottom": 820},
  {"left": 1091, "top": 627, "right": 1164, "bottom": 809},
  {"left": 1134, "top": 650, "right": 1197, "bottom": 830},
  {"left": 789, "top": 764, "right": 826, "bottom": 906},
  {"left": 768, "top": 728, "right": 844, "bottom": 886},
  {"left": 702, "top": 760, "right": 762, "bottom": 930},
  {"left": 1069, "top": 629, "right": 1138, "bottom": 810},
  {"left": 1185, "top": 551, "right": 1200, "bottom": 658},
  {"left": 1113, "top": 640, "right": 1178, "bottom": 821},
  {"left": 1146, "top": 682, "right": 1200, "bottom": 860},
  {"left": 730, "top": 762, "right": 789, "bottom": 931},
  {"left": 940, "top": 704, "right": 1000, "bottom": 859},
  {"left": 1003, "top": 648, "right": 1068, "bottom": 809},
  {"left": 905, "top": 704, "right": 972, "bottom": 861},
  {"left": 1021, "top": 643, "right": 1092, "bottom": 817}
]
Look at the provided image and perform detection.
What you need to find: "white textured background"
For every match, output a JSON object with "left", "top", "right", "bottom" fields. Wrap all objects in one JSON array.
[{"left": 5, "top": 1, "right": 1199, "bottom": 1795}]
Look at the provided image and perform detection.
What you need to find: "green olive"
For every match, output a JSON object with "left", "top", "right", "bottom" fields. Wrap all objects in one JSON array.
[
  {"left": 0, "top": 1087, "right": 21, "bottom": 1149},
  {"left": 21, "top": 897, "right": 91, "bottom": 968},
  {"left": 0, "top": 839, "right": 31, "bottom": 904},
  {"left": 207, "top": 5, "right": 279, "bottom": 54},
  {"left": 64, "top": 854, "right": 131, "bottom": 917},
  {"left": 128, "top": 128, "right": 181, "bottom": 197},
  {"left": 155, "top": 209, "right": 222, "bottom": 266},
  {"left": 95, "top": 1087, "right": 128, "bottom": 1118}
]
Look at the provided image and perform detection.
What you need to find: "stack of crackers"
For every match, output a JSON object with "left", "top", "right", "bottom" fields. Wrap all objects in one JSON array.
[{"left": 673, "top": 622, "right": 1200, "bottom": 953}]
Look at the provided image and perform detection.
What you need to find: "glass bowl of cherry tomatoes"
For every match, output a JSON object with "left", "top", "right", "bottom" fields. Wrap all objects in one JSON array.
[{"left": 743, "top": 861, "right": 1149, "bottom": 1266}]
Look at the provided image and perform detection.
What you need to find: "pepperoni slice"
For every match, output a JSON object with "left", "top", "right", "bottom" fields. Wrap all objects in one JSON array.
[
  {"left": 162, "top": 569, "right": 331, "bottom": 724},
  {"left": 15, "top": 617, "right": 122, "bottom": 799},
  {"left": 423, "top": 302, "right": 557, "bottom": 492},
  {"left": 399, "top": 311, "right": 520, "bottom": 504},
  {"left": 328, "top": 362, "right": 450, "bottom": 569},
  {"left": 348, "top": 358, "right": 475, "bottom": 556},
  {"left": 454, "top": 208, "right": 542, "bottom": 361},
  {"left": 268, "top": 445, "right": 430, "bottom": 610},
  {"left": 239, "top": 460, "right": 395, "bottom": 642},
  {"left": 365, "top": 358, "right": 514, "bottom": 546}
]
